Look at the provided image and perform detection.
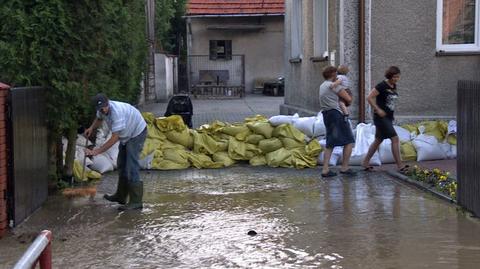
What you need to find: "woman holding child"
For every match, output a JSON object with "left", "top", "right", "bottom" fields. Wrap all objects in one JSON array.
[{"left": 318, "top": 66, "right": 356, "bottom": 177}]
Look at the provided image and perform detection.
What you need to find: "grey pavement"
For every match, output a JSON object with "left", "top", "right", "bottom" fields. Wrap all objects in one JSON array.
[{"left": 142, "top": 94, "right": 284, "bottom": 127}]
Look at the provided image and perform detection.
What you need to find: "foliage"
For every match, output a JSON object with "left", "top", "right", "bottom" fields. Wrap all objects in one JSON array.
[
  {"left": 155, "top": 0, "right": 187, "bottom": 54},
  {"left": 0, "top": 0, "right": 147, "bottom": 180},
  {"left": 408, "top": 166, "right": 457, "bottom": 200}
]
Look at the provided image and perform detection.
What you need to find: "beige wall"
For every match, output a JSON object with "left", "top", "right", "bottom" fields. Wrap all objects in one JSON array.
[
  {"left": 188, "top": 16, "right": 284, "bottom": 93},
  {"left": 281, "top": 0, "right": 340, "bottom": 116}
]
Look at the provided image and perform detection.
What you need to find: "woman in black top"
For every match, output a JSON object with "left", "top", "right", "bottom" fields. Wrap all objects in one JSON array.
[{"left": 362, "top": 66, "right": 408, "bottom": 173}]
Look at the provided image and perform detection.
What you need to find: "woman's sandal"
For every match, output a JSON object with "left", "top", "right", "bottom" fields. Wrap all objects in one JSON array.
[
  {"left": 363, "top": 166, "right": 375, "bottom": 172},
  {"left": 321, "top": 170, "right": 337, "bottom": 178}
]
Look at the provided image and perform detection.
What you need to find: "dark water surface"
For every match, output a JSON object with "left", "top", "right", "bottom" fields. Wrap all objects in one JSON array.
[{"left": 1, "top": 167, "right": 479, "bottom": 268}]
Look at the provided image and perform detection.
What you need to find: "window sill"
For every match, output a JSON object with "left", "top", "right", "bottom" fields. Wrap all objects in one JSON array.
[
  {"left": 436, "top": 51, "right": 480, "bottom": 56},
  {"left": 289, "top": 57, "right": 302, "bottom": 63},
  {"left": 310, "top": 56, "right": 328, "bottom": 62}
]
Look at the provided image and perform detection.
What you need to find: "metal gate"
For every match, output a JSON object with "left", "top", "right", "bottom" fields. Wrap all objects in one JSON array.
[
  {"left": 457, "top": 80, "right": 480, "bottom": 217},
  {"left": 7, "top": 87, "right": 48, "bottom": 226}
]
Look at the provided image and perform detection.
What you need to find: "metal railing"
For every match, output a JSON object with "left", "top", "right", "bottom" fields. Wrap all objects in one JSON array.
[
  {"left": 13, "top": 230, "right": 52, "bottom": 269},
  {"left": 457, "top": 80, "right": 480, "bottom": 217}
]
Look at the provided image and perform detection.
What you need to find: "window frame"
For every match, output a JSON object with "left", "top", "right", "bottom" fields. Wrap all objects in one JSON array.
[
  {"left": 436, "top": 0, "right": 480, "bottom": 52},
  {"left": 313, "top": 0, "right": 329, "bottom": 58}
]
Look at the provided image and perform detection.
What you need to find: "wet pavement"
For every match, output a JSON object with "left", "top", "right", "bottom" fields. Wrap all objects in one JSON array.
[{"left": 1, "top": 167, "right": 480, "bottom": 269}]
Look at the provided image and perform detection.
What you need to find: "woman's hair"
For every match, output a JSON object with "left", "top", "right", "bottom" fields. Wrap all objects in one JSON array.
[
  {"left": 337, "top": 65, "right": 349, "bottom": 75},
  {"left": 385, "top": 66, "right": 401, "bottom": 79},
  {"left": 322, "top": 66, "right": 337, "bottom": 80}
]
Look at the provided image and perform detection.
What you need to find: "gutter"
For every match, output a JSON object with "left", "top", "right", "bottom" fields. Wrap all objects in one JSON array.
[
  {"left": 183, "top": 13, "right": 284, "bottom": 18},
  {"left": 359, "top": 0, "right": 366, "bottom": 123}
]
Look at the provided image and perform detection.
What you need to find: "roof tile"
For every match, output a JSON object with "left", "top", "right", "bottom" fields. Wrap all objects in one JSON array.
[{"left": 187, "top": 0, "right": 285, "bottom": 16}]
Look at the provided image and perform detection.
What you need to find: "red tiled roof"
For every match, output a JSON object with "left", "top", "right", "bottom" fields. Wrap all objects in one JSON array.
[{"left": 187, "top": 0, "right": 284, "bottom": 16}]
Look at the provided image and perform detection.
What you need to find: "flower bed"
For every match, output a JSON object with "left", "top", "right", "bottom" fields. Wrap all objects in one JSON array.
[{"left": 406, "top": 166, "right": 457, "bottom": 200}]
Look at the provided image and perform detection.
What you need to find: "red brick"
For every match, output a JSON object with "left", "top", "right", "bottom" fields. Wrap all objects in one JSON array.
[
  {"left": 0, "top": 121, "right": 5, "bottom": 129},
  {"left": 0, "top": 165, "right": 6, "bottom": 177},
  {"left": 0, "top": 158, "right": 6, "bottom": 168}
]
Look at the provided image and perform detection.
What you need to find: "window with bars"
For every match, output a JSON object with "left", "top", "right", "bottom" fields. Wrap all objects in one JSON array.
[
  {"left": 290, "top": 0, "right": 303, "bottom": 59},
  {"left": 209, "top": 40, "right": 232, "bottom": 60}
]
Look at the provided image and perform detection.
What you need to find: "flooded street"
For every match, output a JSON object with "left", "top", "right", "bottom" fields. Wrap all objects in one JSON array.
[{"left": 1, "top": 167, "right": 480, "bottom": 268}]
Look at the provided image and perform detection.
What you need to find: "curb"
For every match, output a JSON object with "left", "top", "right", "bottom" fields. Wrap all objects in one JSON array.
[{"left": 386, "top": 170, "right": 457, "bottom": 204}]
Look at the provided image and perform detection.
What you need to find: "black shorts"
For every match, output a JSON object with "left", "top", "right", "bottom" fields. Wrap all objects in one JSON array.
[
  {"left": 373, "top": 116, "right": 397, "bottom": 140},
  {"left": 322, "top": 109, "right": 355, "bottom": 148}
]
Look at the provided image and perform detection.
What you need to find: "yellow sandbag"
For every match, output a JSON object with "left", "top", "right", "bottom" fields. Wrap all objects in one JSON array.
[
  {"left": 228, "top": 137, "right": 261, "bottom": 160},
  {"left": 419, "top": 121, "right": 446, "bottom": 141},
  {"left": 258, "top": 138, "right": 283, "bottom": 153},
  {"left": 401, "top": 123, "right": 419, "bottom": 135},
  {"left": 265, "top": 148, "right": 292, "bottom": 167},
  {"left": 161, "top": 140, "right": 186, "bottom": 150},
  {"left": 142, "top": 112, "right": 156, "bottom": 125},
  {"left": 217, "top": 140, "right": 229, "bottom": 152},
  {"left": 152, "top": 159, "right": 190, "bottom": 170},
  {"left": 246, "top": 134, "right": 265, "bottom": 145},
  {"left": 141, "top": 138, "right": 163, "bottom": 159},
  {"left": 447, "top": 134, "right": 457, "bottom": 145},
  {"left": 249, "top": 155, "right": 267, "bottom": 166},
  {"left": 212, "top": 152, "right": 236, "bottom": 167},
  {"left": 245, "top": 143, "right": 262, "bottom": 159},
  {"left": 272, "top": 124, "right": 305, "bottom": 142},
  {"left": 198, "top": 120, "right": 226, "bottom": 134},
  {"left": 281, "top": 137, "right": 304, "bottom": 149},
  {"left": 165, "top": 128, "right": 193, "bottom": 149},
  {"left": 187, "top": 152, "right": 224, "bottom": 169},
  {"left": 246, "top": 121, "right": 274, "bottom": 138},
  {"left": 155, "top": 115, "right": 186, "bottom": 132},
  {"left": 221, "top": 124, "right": 249, "bottom": 137},
  {"left": 244, "top": 115, "right": 268, "bottom": 123},
  {"left": 73, "top": 160, "right": 88, "bottom": 182},
  {"left": 163, "top": 148, "right": 190, "bottom": 166},
  {"left": 401, "top": 141, "right": 417, "bottom": 161},
  {"left": 305, "top": 139, "right": 322, "bottom": 157},
  {"left": 291, "top": 148, "right": 317, "bottom": 168},
  {"left": 192, "top": 131, "right": 221, "bottom": 155},
  {"left": 147, "top": 125, "right": 166, "bottom": 141},
  {"left": 86, "top": 170, "right": 102, "bottom": 180}
]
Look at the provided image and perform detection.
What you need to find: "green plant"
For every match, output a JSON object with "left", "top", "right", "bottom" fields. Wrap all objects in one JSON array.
[{"left": 408, "top": 166, "right": 457, "bottom": 200}]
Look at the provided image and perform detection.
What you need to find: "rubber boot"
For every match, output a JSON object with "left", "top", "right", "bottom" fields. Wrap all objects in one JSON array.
[
  {"left": 118, "top": 181, "right": 143, "bottom": 211},
  {"left": 104, "top": 176, "right": 128, "bottom": 204}
]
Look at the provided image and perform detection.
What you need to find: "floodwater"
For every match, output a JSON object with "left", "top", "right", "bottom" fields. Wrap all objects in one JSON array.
[{"left": 1, "top": 167, "right": 480, "bottom": 269}]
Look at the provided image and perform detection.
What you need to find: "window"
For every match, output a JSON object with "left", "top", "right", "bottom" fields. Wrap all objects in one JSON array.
[
  {"left": 209, "top": 40, "right": 232, "bottom": 60},
  {"left": 437, "top": 0, "right": 480, "bottom": 52},
  {"left": 313, "top": 0, "right": 328, "bottom": 57},
  {"left": 290, "top": 0, "right": 303, "bottom": 59}
]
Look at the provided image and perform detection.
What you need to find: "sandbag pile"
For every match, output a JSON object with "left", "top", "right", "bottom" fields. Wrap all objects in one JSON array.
[{"left": 138, "top": 114, "right": 322, "bottom": 170}]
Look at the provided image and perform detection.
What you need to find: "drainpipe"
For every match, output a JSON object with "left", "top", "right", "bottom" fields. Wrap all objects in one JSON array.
[{"left": 359, "top": 0, "right": 366, "bottom": 123}]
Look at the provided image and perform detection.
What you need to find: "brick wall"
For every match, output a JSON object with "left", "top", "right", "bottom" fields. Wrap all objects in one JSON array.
[{"left": 0, "top": 82, "right": 9, "bottom": 238}]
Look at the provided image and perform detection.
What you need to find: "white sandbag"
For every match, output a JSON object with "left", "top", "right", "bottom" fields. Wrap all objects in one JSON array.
[
  {"left": 413, "top": 134, "right": 447, "bottom": 162},
  {"left": 75, "top": 147, "right": 93, "bottom": 167},
  {"left": 312, "top": 113, "right": 326, "bottom": 137},
  {"left": 269, "top": 115, "right": 296, "bottom": 126},
  {"left": 349, "top": 123, "right": 381, "bottom": 166},
  {"left": 439, "top": 143, "right": 457, "bottom": 160},
  {"left": 394, "top": 126, "right": 412, "bottom": 142},
  {"left": 89, "top": 153, "right": 114, "bottom": 174},
  {"left": 139, "top": 152, "right": 154, "bottom": 170},
  {"left": 293, "top": 117, "right": 317, "bottom": 137},
  {"left": 76, "top": 135, "right": 94, "bottom": 147},
  {"left": 378, "top": 140, "right": 398, "bottom": 164},
  {"left": 448, "top": 120, "right": 457, "bottom": 135},
  {"left": 317, "top": 151, "right": 339, "bottom": 166}
]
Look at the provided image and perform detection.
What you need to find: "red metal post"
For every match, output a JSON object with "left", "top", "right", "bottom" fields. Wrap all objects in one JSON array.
[{"left": 38, "top": 230, "right": 52, "bottom": 269}]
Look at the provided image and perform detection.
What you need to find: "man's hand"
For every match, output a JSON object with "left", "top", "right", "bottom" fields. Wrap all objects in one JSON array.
[
  {"left": 85, "top": 148, "right": 100, "bottom": 157},
  {"left": 84, "top": 127, "right": 93, "bottom": 138}
]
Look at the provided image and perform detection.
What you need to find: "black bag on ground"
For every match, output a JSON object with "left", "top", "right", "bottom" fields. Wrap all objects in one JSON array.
[{"left": 164, "top": 94, "right": 193, "bottom": 128}]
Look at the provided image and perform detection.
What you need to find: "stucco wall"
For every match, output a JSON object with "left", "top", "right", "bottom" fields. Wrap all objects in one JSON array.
[
  {"left": 371, "top": 0, "right": 480, "bottom": 120},
  {"left": 188, "top": 16, "right": 284, "bottom": 93},
  {"left": 281, "top": 0, "right": 341, "bottom": 116}
]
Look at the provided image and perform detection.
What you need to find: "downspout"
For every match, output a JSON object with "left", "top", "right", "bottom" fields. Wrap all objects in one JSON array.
[{"left": 358, "top": 0, "right": 366, "bottom": 123}]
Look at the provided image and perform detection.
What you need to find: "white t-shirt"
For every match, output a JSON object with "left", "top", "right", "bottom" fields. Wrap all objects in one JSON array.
[
  {"left": 97, "top": 101, "right": 146, "bottom": 144},
  {"left": 337, "top": 74, "right": 350, "bottom": 88}
]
